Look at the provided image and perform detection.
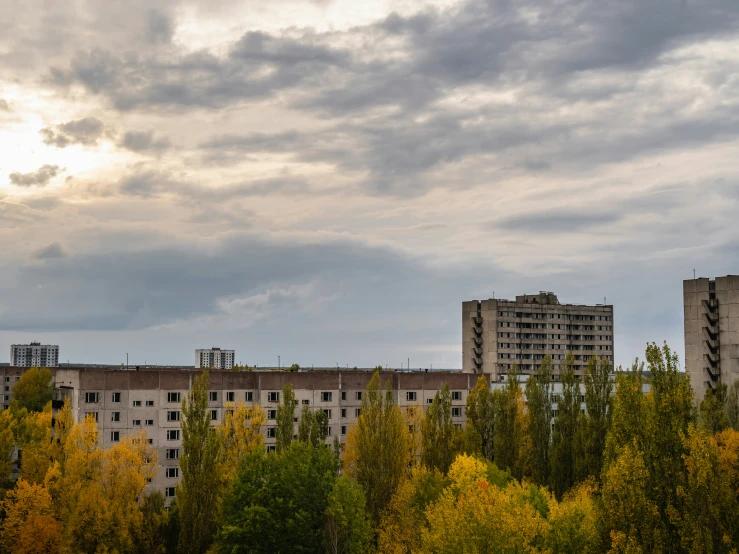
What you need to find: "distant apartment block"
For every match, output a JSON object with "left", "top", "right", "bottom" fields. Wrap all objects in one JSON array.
[
  {"left": 10, "top": 342, "right": 59, "bottom": 367},
  {"left": 195, "top": 348, "right": 234, "bottom": 370},
  {"left": 463, "top": 292, "right": 614, "bottom": 379},
  {"left": 684, "top": 275, "right": 739, "bottom": 401}
]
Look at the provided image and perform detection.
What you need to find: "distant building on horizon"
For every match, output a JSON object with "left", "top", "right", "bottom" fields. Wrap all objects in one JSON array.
[
  {"left": 10, "top": 342, "right": 59, "bottom": 367},
  {"left": 462, "top": 292, "right": 614, "bottom": 379},
  {"left": 684, "top": 275, "right": 739, "bottom": 402},
  {"left": 195, "top": 348, "right": 235, "bottom": 370}
]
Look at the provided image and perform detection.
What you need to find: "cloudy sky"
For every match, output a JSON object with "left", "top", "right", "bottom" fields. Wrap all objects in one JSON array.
[{"left": 1, "top": 0, "right": 737, "bottom": 369}]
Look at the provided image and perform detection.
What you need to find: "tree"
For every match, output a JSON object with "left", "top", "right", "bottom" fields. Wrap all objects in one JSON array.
[
  {"left": 343, "top": 371, "right": 411, "bottom": 525},
  {"left": 524, "top": 355, "right": 553, "bottom": 486},
  {"left": 493, "top": 364, "right": 526, "bottom": 478},
  {"left": 546, "top": 482, "right": 600, "bottom": 554},
  {"left": 298, "top": 404, "right": 329, "bottom": 447},
  {"left": 216, "top": 401, "right": 266, "bottom": 488},
  {"left": 11, "top": 367, "right": 54, "bottom": 412},
  {"left": 217, "top": 442, "right": 337, "bottom": 554},
  {"left": 276, "top": 383, "right": 297, "bottom": 452},
  {"left": 699, "top": 382, "right": 729, "bottom": 433},
  {"left": 725, "top": 380, "right": 739, "bottom": 431},
  {"left": 0, "top": 409, "right": 16, "bottom": 487},
  {"left": 421, "top": 385, "right": 463, "bottom": 474},
  {"left": 0, "top": 478, "right": 58, "bottom": 553},
  {"left": 579, "top": 356, "right": 613, "bottom": 481},
  {"left": 464, "top": 376, "right": 496, "bottom": 460},
  {"left": 177, "top": 371, "right": 220, "bottom": 554},
  {"left": 550, "top": 353, "right": 580, "bottom": 498},
  {"left": 15, "top": 407, "right": 54, "bottom": 484},
  {"left": 604, "top": 362, "right": 647, "bottom": 466},
  {"left": 323, "top": 476, "right": 373, "bottom": 554},
  {"left": 137, "top": 492, "right": 169, "bottom": 554}
]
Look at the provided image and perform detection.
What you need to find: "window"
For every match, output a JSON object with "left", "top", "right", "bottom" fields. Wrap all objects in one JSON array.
[
  {"left": 341, "top": 408, "right": 346, "bottom": 418},
  {"left": 324, "top": 409, "right": 332, "bottom": 420},
  {"left": 355, "top": 408, "right": 361, "bottom": 417},
  {"left": 341, "top": 425, "right": 347, "bottom": 435},
  {"left": 146, "top": 400, "right": 155, "bottom": 407},
  {"left": 267, "top": 409, "right": 277, "bottom": 420},
  {"left": 148, "top": 438, "right": 153, "bottom": 444},
  {"left": 111, "top": 392, "right": 121, "bottom": 403},
  {"left": 85, "top": 392, "right": 99, "bottom": 403},
  {"left": 245, "top": 391, "right": 254, "bottom": 402},
  {"left": 226, "top": 392, "right": 235, "bottom": 402},
  {"left": 406, "top": 392, "right": 417, "bottom": 402},
  {"left": 167, "top": 430, "right": 180, "bottom": 441},
  {"left": 167, "top": 392, "right": 180, "bottom": 403},
  {"left": 426, "top": 398, "right": 433, "bottom": 405},
  {"left": 451, "top": 407, "right": 462, "bottom": 417},
  {"left": 268, "top": 392, "right": 279, "bottom": 403},
  {"left": 166, "top": 467, "right": 179, "bottom": 479},
  {"left": 110, "top": 431, "right": 120, "bottom": 442},
  {"left": 321, "top": 392, "right": 332, "bottom": 402},
  {"left": 452, "top": 391, "right": 462, "bottom": 401},
  {"left": 166, "top": 448, "right": 179, "bottom": 459},
  {"left": 327, "top": 426, "right": 332, "bottom": 436},
  {"left": 210, "top": 410, "right": 217, "bottom": 421},
  {"left": 266, "top": 445, "right": 276, "bottom": 453},
  {"left": 133, "top": 419, "right": 141, "bottom": 426},
  {"left": 133, "top": 400, "right": 142, "bottom": 407},
  {"left": 453, "top": 423, "right": 462, "bottom": 430},
  {"left": 111, "top": 412, "right": 120, "bottom": 422},
  {"left": 165, "top": 487, "right": 176, "bottom": 498},
  {"left": 167, "top": 411, "right": 180, "bottom": 422},
  {"left": 145, "top": 419, "right": 154, "bottom": 426},
  {"left": 209, "top": 392, "right": 218, "bottom": 402},
  {"left": 266, "top": 427, "right": 276, "bottom": 438},
  {"left": 341, "top": 392, "right": 346, "bottom": 401},
  {"left": 356, "top": 392, "right": 363, "bottom": 401},
  {"left": 302, "top": 399, "right": 310, "bottom": 405},
  {"left": 85, "top": 411, "right": 98, "bottom": 422}
]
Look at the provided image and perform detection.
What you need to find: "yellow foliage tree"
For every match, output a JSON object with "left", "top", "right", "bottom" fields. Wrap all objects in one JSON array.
[
  {"left": 0, "top": 409, "right": 16, "bottom": 484},
  {"left": 0, "top": 478, "right": 57, "bottom": 553},
  {"left": 16, "top": 408, "right": 54, "bottom": 484},
  {"left": 546, "top": 481, "right": 600, "bottom": 554},
  {"left": 216, "top": 401, "right": 266, "bottom": 489}
]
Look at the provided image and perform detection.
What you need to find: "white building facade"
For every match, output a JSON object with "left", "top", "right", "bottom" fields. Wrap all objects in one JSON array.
[
  {"left": 195, "top": 348, "right": 235, "bottom": 370},
  {"left": 10, "top": 343, "right": 59, "bottom": 367}
]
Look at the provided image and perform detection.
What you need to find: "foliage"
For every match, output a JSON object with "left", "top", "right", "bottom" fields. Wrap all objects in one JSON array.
[
  {"left": 524, "top": 356, "right": 553, "bottom": 486},
  {"left": 137, "top": 492, "right": 169, "bottom": 554},
  {"left": 546, "top": 481, "right": 600, "bottom": 554},
  {"left": 0, "top": 478, "right": 57, "bottom": 553},
  {"left": 297, "top": 404, "right": 329, "bottom": 447},
  {"left": 216, "top": 401, "right": 266, "bottom": 488},
  {"left": 217, "top": 442, "right": 336, "bottom": 554},
  {"left": 0, "top": 410, "right": 16, "bottom": 487},
  {"left": 10, "top": 367, "right": 54, "bottom": 413},
  {"left": 323, "top": 476, "right": 373, "bottom": 554},
  {"left": 420, "top": 385, "right": 462, "bottom": 474},
  {"left": 700, "top": 382, "right": 729, "bottom": 433},
  {"left": 275, "top": 383, "right": 297, "bottom": 452},
  {"left": 178, "top": 371, "right": 221, "bottom": 554},
  {"left": 578, "top": 356, "right": 613, "bottom": 482},
  {"left": 493, "top": 364, "right": 526, "bottom": 479},
  {"left": 550, "top": 353, "right": 580, "bottom": 498},
  {"left": 343, "top": 371, "right": 411, "bottom": 525},
  {"left": 463, "top": 376, "right": 495, "bottom": 459},
  {"left": 726, "top": 380, "right": 739, "bottom": 431}
]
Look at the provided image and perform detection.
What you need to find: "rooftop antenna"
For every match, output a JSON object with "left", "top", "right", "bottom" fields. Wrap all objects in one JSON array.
[{"left": 693, "top": 269, "right": 696, "bottom": 279}]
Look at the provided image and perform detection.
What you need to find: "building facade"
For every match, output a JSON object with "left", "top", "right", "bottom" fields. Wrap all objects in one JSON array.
[
  {"left": 684, "top": 275, "right": 739, "bottom": 401},
  {"left": 463, "top": 292, "right": 614, "bottom": 379},
  {"left": 10, "top": 343, "right": 59, "bottom": 367},
  {"left": 1, "top": 366, "right": 480, "bottom": 503},
  {"left": 195, "top": 348, "right": 235, "bottom": 370}
]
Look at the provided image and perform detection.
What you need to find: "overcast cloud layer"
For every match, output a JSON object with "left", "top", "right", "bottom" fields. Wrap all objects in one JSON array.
[{"left": 1, "top": 0, "right": 737, "bottom": 368}]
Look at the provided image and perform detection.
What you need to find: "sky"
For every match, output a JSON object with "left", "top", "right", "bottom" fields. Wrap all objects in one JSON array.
[{"left": 1, "top": 0, "right": 738, "bottom": 369}]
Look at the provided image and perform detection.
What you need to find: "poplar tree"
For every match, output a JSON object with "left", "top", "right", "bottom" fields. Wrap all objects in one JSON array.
[
  {"left": 699, "top": 382, "right": 729, "bottom": 433},
  {"left": 178, "top": 372, "right": 220, "bottom": 554},
  {"left": 493, "top": 364, "right": 524, "bottom": 478},
  {"left": 421, "top": 384, "right": 462, "bottom": 474},
  {"left": 550, "top": 353, "right": 580, "bottom": 498},
  {"left": 524, "top": 355, "right": 552, "bottom": 486},
  {"left": 726, "top": 380, "right": 739, "bottom": 431},
  {"left": 580, "top": 356, "right": 613, "bottom": 481},
  {"left": 464, "top": 376, "right": 495, "bottom": 460},
  {"left": 275, "top": 383, "right": 297, "bottom": 453},
  {"left": 298, "top": 404, "right": 329, "bottom": 447}
]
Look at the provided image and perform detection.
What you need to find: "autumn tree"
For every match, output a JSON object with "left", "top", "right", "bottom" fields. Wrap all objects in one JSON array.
[
  {"left": 725, "top": 380, "right": 739, "bottom": 430},
  {"left": 323, "top": 476, "right": 373, "bottom": 554},
  {"left": 464, "top": 376, "right": 495, "bottom": 459},
  {"left": 137, "top": 492, "right": 169, "bottom": 554},
  {"left": 493, "top": 364, "right": 526, "bottom": 478},
  {"left": 216, "top": 401, "right": 266, "bottom": 489},
  {"left": 297, "top": 404, "right": 329, "bottom": 447},
  {"left": 15, "top": 407, "right": 54, "bottom": 484},
  {"left": 10, "top": 367, "right": 54, "bottom": 412},
  {"left": 699, "top": 382, "right": 729, "bottom": 433},
  {"left": 604, "top": 361, "right": 647, "bottom": 465},
  {"left": 177, "top": 371, "right": 220, "bottom": 554},
  {"left": 0, "top": 409, "right": 16, "bottom": 487},
  {"left": 524, "top": 355, "right": 553, "bottom": 485},
  {"left": 421, "top": 384, "right": 463, "bottom": 474},
  {"left": 343, "top": 371, "right": 410, "bottom": 525},
  {"left": 578, "top": 356, "right": 613, "bottom": 481},
  {"left": 546, "top": 482, "right": 600, "bottom": 554},
  {"left": 0, "top": 478, "right": 58, "bottom": 553},
  {"left": 276, "top": 383, "right": 297, "bottom": 452},
  {"left": 550, "top": 353, "right": 581, "bottom": 498}
]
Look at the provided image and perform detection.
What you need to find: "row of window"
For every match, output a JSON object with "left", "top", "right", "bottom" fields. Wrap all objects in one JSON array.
[
  {"left": 497, "top": 333, "right": 612, "bottom": 340},
  {"left": 497, "top": 344, "right": 611, "bottom": 351},
  {"left": 498, "top": 312, "right": 612, "bottom": 321},
  {"left": 496, "top": 322, "right": 613, "bottom": 331}
]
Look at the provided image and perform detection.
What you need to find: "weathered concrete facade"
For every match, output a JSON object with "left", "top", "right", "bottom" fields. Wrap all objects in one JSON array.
[
  {"left": 684, "top": 275, "right": 739, "bottom": 401},
  {"left": 1, "top": 367, "right": 483, "bottom": 502},
  {"left": 463, "top": 292, "right": 614, "bottom": 379}
]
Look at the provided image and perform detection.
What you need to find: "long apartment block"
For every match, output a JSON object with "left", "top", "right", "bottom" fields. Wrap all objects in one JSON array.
[
  {"left": 463, "top": 291, "right": 614, "bottom": 379},
  {"left": 1, "top": 366, "right": 482, "bottom": 502},
  {"left": 684, "top": 275, "right": 739, "bottom": 401}
]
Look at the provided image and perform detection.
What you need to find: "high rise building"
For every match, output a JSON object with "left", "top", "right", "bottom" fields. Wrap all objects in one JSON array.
[
  {"left": 10, "top": 342, "right": 59, "bottom": 367},
  {"left": 462, "top": 292, "right": 614, "bottom": 379},
  {"left": 195, "top": 348, "right": 235, "bottom": 370},
  {"left": 683, "top": 275, "right": 739, "bottom": 401}
]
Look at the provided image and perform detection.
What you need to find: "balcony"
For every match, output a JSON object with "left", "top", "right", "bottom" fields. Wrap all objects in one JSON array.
[
  {"left": 705, "top": 365, "right": 720, "bottom": 381},
  {"left": 704, "top": 312, "right": 718, "bottom": 327},
  {"left": 472, "top": 325, "right": 482, "bottom": 336},
  {"left": 705, "top": 339, "right": 719, "bottom": 354},
  {"left": 472, "top": 315, "right": 483, "bottom": 325},
  {"left": 473, "top": 336, "right": 482, "bottom": 346},
  {"left": 703, "top": 326, "right": 719, "bottom": 341},
  {"left": 473, "top": 347, "right": 482, "bottom": 357},
  {"left": 706, "top": 352, "right": 720, "bottom": 368}
]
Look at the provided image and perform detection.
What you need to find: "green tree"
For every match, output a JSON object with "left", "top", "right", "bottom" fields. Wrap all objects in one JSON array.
[
  {"left": 578, "top": 356, "right": 613, "bottom": 481},
  {"left": 343, "top": 371, "right": 410, "bottom": 525},
  {"left": 217, "top": 442, "right": 337, "bottom": 554},
  {"left": 323, "top": 476, "right": 373, "bottom": 554},
  {"left": 699, "top": 382, "right": 729, "bottom": 433},
  {"left": 177, "top": 372, "right": 220, "bottom": 554},
  {"left": 136, "top": 492, "right": 168, "bottom": 554},
  {"left": 298, "top": 404, "right": 329, "bottom": 447},
  {"left": 276, "top": 383, "right": 297, "bottom": 452},
  {"left": 0, "top": 410, "right": 16, "bottom": 488},
  {"left": 11, "top": 367, "right": 54, "bottom": 412},
  {"left": 421, "top": 384, "right": 462, "bottom": 474},
  {"left": 604, "top": 361, "right": 647, "bottom": 465},
  {"left": 726, "top": 380, "right": 739, "bottom": 431},
  {"left": 550, "top": 353, "right": 580, "bottom": 498},
  {"left": 464, "top": 376, "right": 495, "bottom": 460},
  {"left": 493, "top": 364, "right": 526, "bottom": 479},
  {"left": 524, "top": 356, "right": 553, "bottom": 486}
]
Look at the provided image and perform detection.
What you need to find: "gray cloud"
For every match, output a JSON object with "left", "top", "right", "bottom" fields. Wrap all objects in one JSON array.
[
  {"left": 9, "top": 165, "right": 61, "bottom": 187},
  {"left": 32, "top": 241, "right": 66, "bottom": 259},
  {"left": 120, "top": 130, "right": 171, "bottom": 153},
  {"left": 41, "top": 117, "right": 105, "bottom": 147},
  {"left": 0, "top": 99, "right": 9, "bottom": 111},
  {"left": 497, "top": 210, "right": 621, "bottom": 233},
  {"left": 145, "top": 9, "right": 173, "bottom": 45}
]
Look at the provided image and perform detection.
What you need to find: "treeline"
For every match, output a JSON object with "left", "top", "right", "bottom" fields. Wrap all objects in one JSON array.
[{"left": 2, "top": 344, "right": 739, "bottom": 553}]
